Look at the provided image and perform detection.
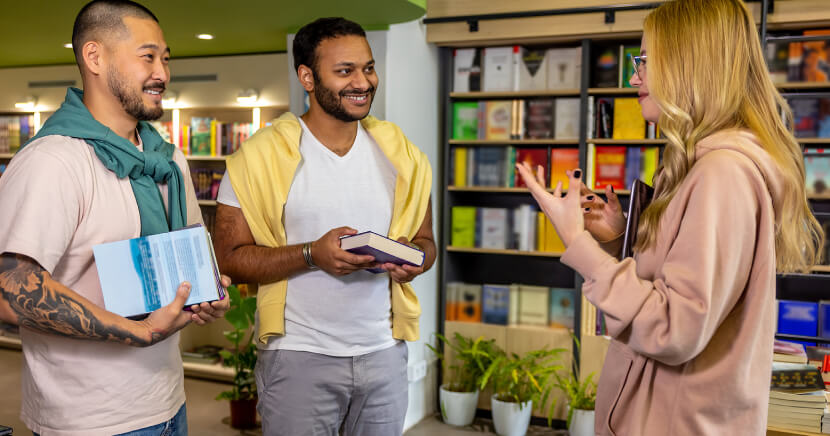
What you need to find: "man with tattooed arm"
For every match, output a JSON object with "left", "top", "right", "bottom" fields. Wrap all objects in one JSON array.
[{"left": 0, "top": 1, "right": 229, "bottom": 435}]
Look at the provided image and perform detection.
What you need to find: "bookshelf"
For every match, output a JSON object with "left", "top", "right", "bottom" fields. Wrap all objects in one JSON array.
[{"left": 430, "top": 0, "right": 830, "bottom": 426}]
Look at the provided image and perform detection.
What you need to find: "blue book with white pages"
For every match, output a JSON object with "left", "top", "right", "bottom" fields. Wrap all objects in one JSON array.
[{"left": 92, "top": 224, "right": 225, "bottom": 318}]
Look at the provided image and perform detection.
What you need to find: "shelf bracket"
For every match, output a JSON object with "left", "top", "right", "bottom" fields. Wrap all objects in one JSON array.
[
  {"left": 605, "top": 10, "right": 615, "bottom": 24},
  {"left": 467, "top": 19, "right": 479, "bottom": 32}
]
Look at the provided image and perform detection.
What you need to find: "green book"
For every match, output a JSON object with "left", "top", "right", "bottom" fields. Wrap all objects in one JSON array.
[
  {"left": 452, "top": 102, "right": 479, "bottom": 140},
  {"left": 451, "top": 206, "right": 477, "bottom": 247},
  {"left": 621, "top": 45, "right": 641, "bottom": 88},
  {"left": 190, "top": 117, "right": 212, "bottom": 156}
]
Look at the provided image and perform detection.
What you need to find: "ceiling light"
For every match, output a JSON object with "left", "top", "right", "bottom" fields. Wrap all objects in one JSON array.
[
  {"left": 63, "top": 43, "right": 73, "bottom": 49},
  {"left": 162, "top": 91, "right": 178, "bottom": 107},
  {"left": 197, "top": 34, "right": 214, "bottom": 40},
  {"left": 236, "top": 89, "right": 259, "bottom": 106},
  {"left": 15, "top": 96, "right": 37, "bottom": 110}
]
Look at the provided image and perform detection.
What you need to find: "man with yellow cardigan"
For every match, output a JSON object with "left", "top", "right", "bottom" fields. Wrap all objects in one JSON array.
[{"left": 213, "top": 17, "right": 434, "bottom": 436}]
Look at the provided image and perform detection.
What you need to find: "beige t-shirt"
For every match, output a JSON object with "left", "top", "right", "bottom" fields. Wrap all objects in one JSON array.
[{"left": 0, "top": 134, "right": 202, "bottom": 436}]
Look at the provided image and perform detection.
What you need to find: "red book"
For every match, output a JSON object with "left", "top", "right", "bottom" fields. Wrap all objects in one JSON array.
[
  {"left": 594, "top": 146, "right": 627, "bottom": 189},
  {"left": 515, "top": 148, "right": 548, "bottom": 188},
  {"left": 550, "top": 148, "right": 580, "bottom": 190}
]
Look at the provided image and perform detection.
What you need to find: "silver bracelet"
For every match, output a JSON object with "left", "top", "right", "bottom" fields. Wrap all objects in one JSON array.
[{"left": 302, "top": 242, "right": 318, "bottom": 270}]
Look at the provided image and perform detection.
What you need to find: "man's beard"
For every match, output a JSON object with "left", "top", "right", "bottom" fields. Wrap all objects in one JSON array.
[
  {"left": 107, "top": 66, "right": 164, "bottom": 121},
  {"left": 313, "top": 73, "right": 375, "bottom": 122}
]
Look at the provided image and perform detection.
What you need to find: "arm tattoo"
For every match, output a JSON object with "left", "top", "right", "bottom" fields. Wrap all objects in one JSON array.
[{"left": 0, "top": 253, "right": 157, "bottom": 347}]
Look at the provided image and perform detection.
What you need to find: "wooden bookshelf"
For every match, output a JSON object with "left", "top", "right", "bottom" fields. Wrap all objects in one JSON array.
[
  {"left": 0, "top": 153, "right": 13, "bottom": 159},
  {"left": 775, "top": 81, "right": 830, "bottom": 90},
  {"left": 450, "top": 89, "right": 580, "bottom": 99},
  {"left": 0, "top": 335, "right": 21, "bottom": 350},
  {"left": 446, "top": 246, "right": 563, "bottom": 257},
  {"left": 185, "top": 155, "right": 226, "bottom": 161},
  {"left": 449, "top": 139, "right": 579, "bottom": 145},
  {"left": 448, "top": 186, "right": 631, "bottom": 196},
  {"left": 767, "top": 425, "right": 824, "bottom": 436},
  {"left": 799, "top": 138, "right": 830, "bottom": 145},
  {"left": 182, "top": 361, "right": 234, "bottom": 383},
  {"left": 811, "top": 265, "right": 830, "bottom": 273},
  {"left": 588, "top": 87, "right": 639, "bottom": 95},
  {"left": 590, "top": 138, "right": 668, "bottom": 145},
  {"left": 808, "top": 194, "right": 830, "bottom": 201},
  {"left": 198, "top": 200, "right": 218, "bottom": 206}
]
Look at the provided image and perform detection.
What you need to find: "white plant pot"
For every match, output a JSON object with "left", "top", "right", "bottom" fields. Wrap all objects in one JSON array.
[
  {"left": 439, "top": 385, "right": 479, "bottom": 427},
  {"left": 568, "top": 408, "right": 595, "bottom": 436},
  {"left": 490, "top": 394, "right": 532, "bottom": 436}
]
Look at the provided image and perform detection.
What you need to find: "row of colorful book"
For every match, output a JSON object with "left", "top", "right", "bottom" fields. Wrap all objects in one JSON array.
[
  {"left": 453, "top": 46, "right": 583, "bottom": 93},
  {"left": 446, "top": 282, "right": 575, "bottom": 330},
  {"left": 452, "top": 99, "right": 580, "bottom": 140},
  {"left": 150, "top": 118, "right": 257, "bottom": 156},
  {"left": 588, "top": 96, "right": 658, "bottom": 140},
  {"left": 767, "top": 29, "right": 830, "bottom": 83},
  {"left": 789, "top": 98, "right": 830, "bottom": 138},
  {"left": 0, "top": 115, "right": 35, "bottom": 154},
  {"left": 453, "top": 43, "right": 641, "bottom": 93},
  {"left": 777, "top": 299, "right": 830, "bottom": 347},
  {"left": 190, "top": 167, "right": 223, "bottom": 201},
  {"left": 451, "top": 205, "right": 564, "bottom": 253}
]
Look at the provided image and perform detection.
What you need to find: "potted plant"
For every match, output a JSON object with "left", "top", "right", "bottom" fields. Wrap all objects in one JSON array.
[
  {"left": 427, "top": 333, "right": 504, "bottom": 427},
  {"left": 551, "top": 337, "right": 597, "bottom": 436},
  {"left": 483, "top": 347, "right": 566, "bottom": 436},
  {"left": 215, "top": 285, "right": 258, "bottom": 429}
]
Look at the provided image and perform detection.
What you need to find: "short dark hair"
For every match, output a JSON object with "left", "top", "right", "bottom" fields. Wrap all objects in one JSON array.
[
  {"left": 292, "top": 17, "right": 366, "bottom": 73},
  {"left": 72, "top": 0, "right": 158, "bottom": 66}
]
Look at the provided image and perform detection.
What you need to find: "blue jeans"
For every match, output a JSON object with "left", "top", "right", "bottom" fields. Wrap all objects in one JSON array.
[{"left": 34, "top": 404, "right": 187, "bottom": 436}]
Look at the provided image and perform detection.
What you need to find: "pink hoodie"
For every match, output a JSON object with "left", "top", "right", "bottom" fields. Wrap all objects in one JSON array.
[{"left": 562, "top": 130, "right": 783, "bottom": 435}]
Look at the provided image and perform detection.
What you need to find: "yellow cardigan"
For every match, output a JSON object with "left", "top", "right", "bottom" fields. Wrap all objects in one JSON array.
[{"left": 226, "top": 112, "right": 432, "bottom": 344}]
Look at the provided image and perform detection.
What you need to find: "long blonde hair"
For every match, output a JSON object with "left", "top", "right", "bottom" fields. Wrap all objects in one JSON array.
[{"left": 635, "top": 0, "right": 824, "bottom": 272}]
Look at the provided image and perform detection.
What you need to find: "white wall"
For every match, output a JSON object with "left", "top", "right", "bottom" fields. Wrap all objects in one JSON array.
[
  {"left": 0, "top": 53, "right": 290, "bottom": 112},
  {"left": 382, "top": 17, "right": 441, "bottom": 432}
]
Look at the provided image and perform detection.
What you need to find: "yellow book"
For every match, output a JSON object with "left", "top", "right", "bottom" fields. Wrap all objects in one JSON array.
[
  {"left": 545, "top": 219, "right": 566, "bottom": 253},
  {"left": 640, "top": 147, "right": 659, "bottom": 185},
  {"left": 536, "top": 212, "right": 546, "bottom": 252},
  {"left": 182, "top": 125, "right": 190, "bottom": 155},
  {"left": 612, "top": 98, "right": 646, "bottom": 140},
  {"left": 454, "top": 147, "right": 467, "bottom": 187},
  {"left": 209, "top": 120, "right": 217, "bottom": 156}
]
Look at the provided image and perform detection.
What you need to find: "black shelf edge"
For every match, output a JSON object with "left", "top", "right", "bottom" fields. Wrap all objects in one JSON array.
[{"left": 774, "top": 334, "right": 830, "bottom": 344}]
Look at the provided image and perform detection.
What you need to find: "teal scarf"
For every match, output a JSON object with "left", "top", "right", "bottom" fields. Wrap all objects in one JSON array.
[{"left": 26, "top": 88, "right": 186, "bottom": 236}]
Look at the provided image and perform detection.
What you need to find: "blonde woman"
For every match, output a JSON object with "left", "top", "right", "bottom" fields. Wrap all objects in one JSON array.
[{"left": 517, "top": 0, "right": 824, "bottom": 434}]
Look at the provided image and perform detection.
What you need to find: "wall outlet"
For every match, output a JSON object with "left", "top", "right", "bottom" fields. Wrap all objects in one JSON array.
[{"left": 407, "top": 359, "right": 427, "bottom": 383}]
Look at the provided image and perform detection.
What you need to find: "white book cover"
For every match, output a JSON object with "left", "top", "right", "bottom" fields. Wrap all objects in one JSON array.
[
  {"left": 453, "top": 48, "right": 481, "bottom": 93},
  {"left": 508, "top": 284, "right": 521, "bottom": 325},
  {"left": 480, "top": 207, "right": 509, "bottom": 249},
  {"left": 483, "top": 46, "right": 516, "bottom": 92},
  {"left": 517, "top": 47, "right": 548, "bottom": 91},
  {"left": 518, "top": 285, "right": 549, "bottom": 325},
  {"left": 546, "top": 47, "right": 582, "bottom": 90},
  {"left": 554, "top": 98, "right": 581, "bottom": 139},
  {"left": 93, "top": 225, "right": 225, "bottom": 318}
]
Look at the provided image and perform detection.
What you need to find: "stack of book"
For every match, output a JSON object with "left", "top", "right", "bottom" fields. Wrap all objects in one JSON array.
[
  {"left": 181, "top": 345, "right": 223, "bottom": 365},
  {"left": 769, "top": 361, "right": 827, "bottom": 433}
]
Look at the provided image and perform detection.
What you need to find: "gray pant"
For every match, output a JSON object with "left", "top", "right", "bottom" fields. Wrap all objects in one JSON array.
[{"left": 255, "top": 342, "right": 409, "bottom": 436}]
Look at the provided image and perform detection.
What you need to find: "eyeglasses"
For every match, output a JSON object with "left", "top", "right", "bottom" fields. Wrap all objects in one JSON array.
[{"left": 628, "top": 53, "right": 647, "bottom": 81}]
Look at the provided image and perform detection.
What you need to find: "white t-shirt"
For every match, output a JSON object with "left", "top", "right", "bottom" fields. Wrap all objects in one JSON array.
[
  {"left": 0, "top": 134, "right": 202, "bottom": 436},
  {"left": 218, "top": 118, "right": 398, "bottom": 356}
]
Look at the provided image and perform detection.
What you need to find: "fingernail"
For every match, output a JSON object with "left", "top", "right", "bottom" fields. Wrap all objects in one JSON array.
[
  {"left": 586, "top": 195, "right": 595, "bottom": 201},
  {"left": 584, "top": 207, "right": 591, "bottom": 212},
  {"left": 574, "top": 169, "right": 582, "bottom": 178},
  {"left": 611, "top": 186, "right": 615, "bottom": 193}
]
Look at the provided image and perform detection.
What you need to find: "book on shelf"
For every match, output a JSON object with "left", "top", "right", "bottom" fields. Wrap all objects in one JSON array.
[
  {"left": 451, "top": 206, "right": 477, "bottom": 248},
  {"left": 514, "top": 148, "right": 548, "bottom": 188},
  {"left": 339, "top": 231, "right": 425, "bottom": 273},
  {"left": 766, "top": 40, "right": 790, "bottom": 84},
  {"left": 479, "top": 207, "right": 510, "bottom": 250},
  {"left": 190, "top": 167, "right": 223, "bottom": 200},
  {"left": 149, "top": 121, "right": 174, "bottom": 144},
  {"left": 595, "top": 98, "right": 614, "bottom": 139},
  {"left": 622, "top": 179, "right": 655, "bottom": 259},
  {"left": 550, "top": 148, "right": 579, "bottom": 190},
  {"left": 181, "top": 344, "right": 223, "bottom": 365},
  {"left": 453, "top": 48, "right": 482, "bottom": 93},
  {"left": 92, "top": 224, "right": 226, "bottom": 319},
  {"left": 771, "top": 362, "right": 825, "bottom": 391},
  {"left": 524, "top": 99, "right": 555, "bottom": 139},
  {"left": 592, "top": 45, "right": 620, "bottom": 88},
  {"left": 549, "top": 288, "right": 575, "bottom": 330},
  {"left": 778, "top": 300, "right": 819, "bottom": 346},
  {"left": 452, "top": 102, "right": 479, "bottom": 140},
  {"left": 619, "top": 45, "right": 640, "bottom": 88},
  {"left": 476, "top": 147, "right": 507, "bottom": 187},
  {"left": 482, "top": 46, "right": 517, "bottom": 92},
  {"left": 190, "top": 117, "right": 212, "bottom": 156},
  {"left": 554, "top": 98, "right": 580, "bottom": 140},
  {"left": 803, "top": 29, "right": 830, "bottom": 83},
  {"left": 546, "top": 46, "right": 582, "bottom": 90},
  {"left": 485, "top": 101, "right": 512, "bottom": 140},
  {"left": 593, "top": 146, "right": 627, "bottom": 190},
  {"left": 0, "top": 115, "right": 35, "bottom": 154},
  {"left": 518, "top": 285, "right": 549, "bottom": 326},
  {"left": 612, "top": 98, "right": 646, "bottom": 139},
  {"left": 457, "top": 284, "right": 483, "bottom": 322},
  {"left": 516, "top": 47, "right": 548, "bottom": 91},
  {"left": 805, "top": 149, "right": 830, "bottom": 197},
  {"left": 446, "top": 282, "right": 460, "bottom": 321},
  {"left": 482, "top": 284, "right": 511, "bottom": 325}
]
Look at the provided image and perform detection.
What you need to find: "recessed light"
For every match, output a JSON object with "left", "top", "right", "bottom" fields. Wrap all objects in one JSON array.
[
  {"left": 63, "top": 43, "right": 73, "bottom": 48},
  {"left": 196, "top": 34, "right": 214, "bottom": 40}
]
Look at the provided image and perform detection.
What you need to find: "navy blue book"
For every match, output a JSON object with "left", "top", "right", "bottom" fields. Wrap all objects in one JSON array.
[
  {"left": 777, "top": 300, "right": 818, "bottom": 346},
  {"left": 482, "top": 284, "right": 510, "bottom": 325},
  {"left": 340, "top": 231, "right": 425, "bottom": 274}
]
